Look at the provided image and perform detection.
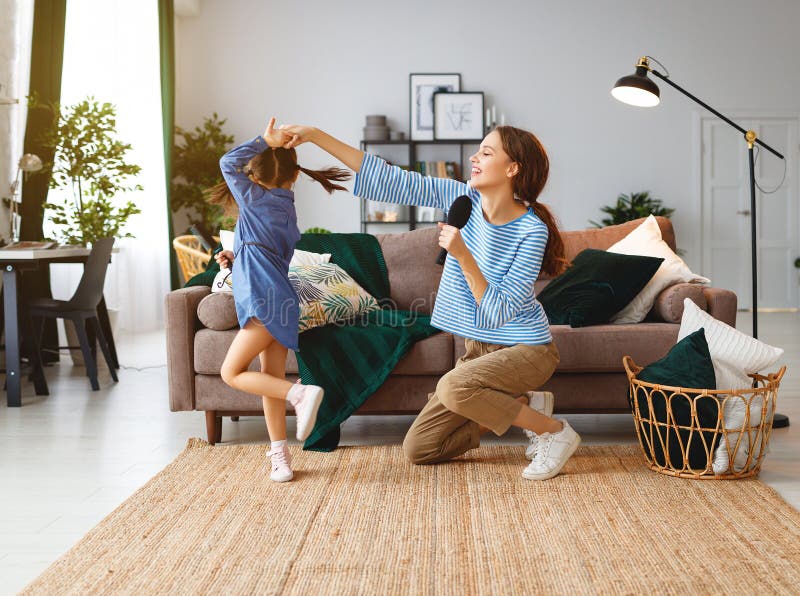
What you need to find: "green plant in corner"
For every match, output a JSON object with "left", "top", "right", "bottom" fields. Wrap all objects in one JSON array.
[
  {"left": 32, "top": 95, "right": 142, "bottom": 245},
  {"left": 303, "top": 227, "right": 332, "bottom": 234},
  {"left": 171, "top": 113, "right": 235, "bottom": 232},
  {"left": 589, "top": 191, "right": 675, "bottom": 228}
]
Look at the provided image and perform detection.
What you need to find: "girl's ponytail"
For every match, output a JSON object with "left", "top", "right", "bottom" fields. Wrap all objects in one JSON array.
[
  {"left": 298, "top": 165, "right": 351, "bottom": 194},
  {"left": 206, "top": 180, "right": 238, "bottom": 218}
]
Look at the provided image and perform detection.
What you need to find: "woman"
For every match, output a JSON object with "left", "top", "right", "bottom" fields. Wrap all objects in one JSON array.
[{"left": 280, "top": 123, "right": 579, "bottom": 481}]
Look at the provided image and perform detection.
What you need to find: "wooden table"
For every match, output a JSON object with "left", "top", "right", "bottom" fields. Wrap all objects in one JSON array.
[{"left": 0, "top": 246, "right": 119, "bottom": 407}]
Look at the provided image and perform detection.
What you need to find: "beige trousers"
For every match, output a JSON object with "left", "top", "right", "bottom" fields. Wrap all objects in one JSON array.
[{"left": 402, "top": 338, "right": 560, "bottom": 465}]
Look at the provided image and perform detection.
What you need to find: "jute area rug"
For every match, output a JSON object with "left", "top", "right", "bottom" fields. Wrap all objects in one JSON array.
[{"left": 23, "top": 440, "right": 800, "bottom": 595}]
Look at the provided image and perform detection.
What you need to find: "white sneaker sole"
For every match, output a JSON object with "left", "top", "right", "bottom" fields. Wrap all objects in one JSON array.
[
  {"left": 270, "top": 470, "right": 294, "bottom": 483},
  {"left": 522, "top": 433, "right": 581, "bottom": 481},
  {"left": 296, "top": 386, "right": 324, "bottom": 441}
]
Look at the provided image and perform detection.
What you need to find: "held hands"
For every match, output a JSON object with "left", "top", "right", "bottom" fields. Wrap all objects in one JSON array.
[
  {"left": 262, "top": 117, "right": 316, "bottom": 150},
  {"left": 278, "top": 124, "right": 316, "bottom": 149},
  {"left": 262, "top": 117, "right": 296, "bottom": 148},
  {"left": 215, "top": 250, "right": 234, "bottom": 270},
  {"left": 437, "top": 222, "right": 468, "bottom": 261}
]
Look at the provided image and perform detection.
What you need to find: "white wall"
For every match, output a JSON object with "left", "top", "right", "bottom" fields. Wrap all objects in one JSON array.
[{"left": 175, "top": 0, "right": 800, "bottom": 272}]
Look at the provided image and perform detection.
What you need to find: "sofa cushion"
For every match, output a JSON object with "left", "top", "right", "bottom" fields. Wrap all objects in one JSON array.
[
  {"left": 540, "top": 216, "right": 676, "bottom": 280},
  {"left": 376, "top": 227, "right": 443, "bottom": 314},
  {"left": 197, "top": 292, "right": 238, "bottom": 330},
  {"left": 454, "top": 323, "right": 680, "bottom": 373},
  {"left": 194, "top": 328, "right": 454, "bottom": 376},
  {"left": 392, "top": 332, "right": 454, "bottom": 375}
]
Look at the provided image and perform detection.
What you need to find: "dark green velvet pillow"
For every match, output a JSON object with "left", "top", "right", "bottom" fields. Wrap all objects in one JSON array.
[
  {"left": 634, "top": 329, "right": 720, "bottom": 471},
  {"left": 538, "top": 249, "right": 663, "bottom": 327}
]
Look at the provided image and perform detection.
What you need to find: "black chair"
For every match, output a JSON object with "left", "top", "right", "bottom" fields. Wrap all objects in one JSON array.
[{"left": 29, "top": 238, "right": 119, "bottom": 391}]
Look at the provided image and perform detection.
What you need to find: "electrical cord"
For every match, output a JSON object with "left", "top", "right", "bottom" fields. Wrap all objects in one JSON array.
[
  {"left": 645, "top": 55, "right": 670, "bottom": 78},
  {"left": 753, "top": 145, "right": 788, "bottom": 194}
]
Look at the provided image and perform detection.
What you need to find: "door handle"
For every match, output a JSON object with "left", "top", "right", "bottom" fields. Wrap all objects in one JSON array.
[{"left": 737, "top": 210, "right": 751, "bottom": 216}]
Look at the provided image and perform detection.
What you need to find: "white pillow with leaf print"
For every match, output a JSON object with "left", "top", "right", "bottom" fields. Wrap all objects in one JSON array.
[{"left": 289, "top": 263, "right": 381, "bottom": 332}]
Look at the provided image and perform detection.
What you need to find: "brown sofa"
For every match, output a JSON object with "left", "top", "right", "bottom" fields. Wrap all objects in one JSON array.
[{"left": 166, "top": 217, "right": 736, "bottom": 444}]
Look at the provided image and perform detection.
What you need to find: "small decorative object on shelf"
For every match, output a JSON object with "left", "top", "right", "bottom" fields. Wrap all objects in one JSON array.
[
  {"left": 363, "top": 114, "right": 390, "bottom": 141},
  {"left": 433, "top": 91, "right": 485, "bottom": 140}
]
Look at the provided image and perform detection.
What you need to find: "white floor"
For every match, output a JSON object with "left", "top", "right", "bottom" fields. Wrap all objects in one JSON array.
[{"left": 1, "top": 313, "right": 798, "bottom": 594}]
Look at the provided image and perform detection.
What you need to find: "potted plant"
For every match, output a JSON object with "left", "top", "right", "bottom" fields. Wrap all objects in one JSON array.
[
  {"left": 32, "top": 96, "right": 142, "bottom": 245},
  {"left": 171, "top": 113, "right": 235, "bottom": 233},
  {"left": 589, "top": 191, "right": 674, "bottom": 228},
  {"left": 32, "top": 96, "right": 142, "bottom": 364}
]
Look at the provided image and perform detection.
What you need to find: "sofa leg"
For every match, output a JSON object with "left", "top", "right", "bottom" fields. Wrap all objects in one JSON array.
[{"left": 205, "top": 410, "right": 222, "bottom": 445}]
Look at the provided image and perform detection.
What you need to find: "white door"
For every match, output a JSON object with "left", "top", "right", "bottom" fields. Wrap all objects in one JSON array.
[{"left": 701, "top": 115, "right": 799, "bottom": 309}]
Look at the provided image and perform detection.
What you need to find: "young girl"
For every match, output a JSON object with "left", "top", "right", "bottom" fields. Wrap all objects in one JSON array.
[
  {"left": 209, "top": 118, "right": 350, "bottom": 482},
  {"left": 279, "top": 123, "right": 580, "bottom": 481}
]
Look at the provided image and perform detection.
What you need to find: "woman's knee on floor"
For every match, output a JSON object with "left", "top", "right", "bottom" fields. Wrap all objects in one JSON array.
[{"left": 402, "top": 429, "right": 439, "bottom": 465}]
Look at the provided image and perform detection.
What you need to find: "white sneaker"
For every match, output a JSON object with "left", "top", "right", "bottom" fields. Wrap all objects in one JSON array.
[
  {"left": 522, "top": 419, "right": 581, "bottom": 481},
  {"left": 289, "top": 384, "right": 324, "bottom": 441},
  {"left": 267, "top": 444, "right": 293, "bottom": 482},
  {"left": 523, "top": 391, "right": 555, "bottom": 460}
]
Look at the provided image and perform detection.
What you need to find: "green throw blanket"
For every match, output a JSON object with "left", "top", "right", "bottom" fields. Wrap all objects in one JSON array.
[
  {"left": 184, "top": 233, "right": 440, "bottom": 451},
  {"left": 295, "top": 233, "right": 440, "bottom": 451}
]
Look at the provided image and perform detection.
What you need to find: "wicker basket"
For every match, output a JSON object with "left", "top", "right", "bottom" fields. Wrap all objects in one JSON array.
[
  {"left": 172, "top": 235, "right": 220, "bottom": 281},
  {"left": 623, "top": 355, "right": 785, "bottom": 480}
]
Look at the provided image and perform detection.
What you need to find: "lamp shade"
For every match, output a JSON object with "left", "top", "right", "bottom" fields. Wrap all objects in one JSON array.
[
  {"left": 611, "top": 65, "right": 660, "bottom": 107},
  {"left": 18, "top": 153, "right": 43, "bottom": 172}
]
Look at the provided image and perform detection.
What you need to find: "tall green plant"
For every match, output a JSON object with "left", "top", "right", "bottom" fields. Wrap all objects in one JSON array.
[
  {"left": 33, "top": 95, "right": 142, "bottom": 245},
  {"left": 171, "top": 113, "right": 234, "bottom": 231},
  {"left": 589, "top": 191, "right": 674, "bottom": 228}
]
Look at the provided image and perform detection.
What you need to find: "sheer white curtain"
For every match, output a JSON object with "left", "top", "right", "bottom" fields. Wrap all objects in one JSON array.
[{"left": 48, "top": 0, "right": 169, "bottom": 333}]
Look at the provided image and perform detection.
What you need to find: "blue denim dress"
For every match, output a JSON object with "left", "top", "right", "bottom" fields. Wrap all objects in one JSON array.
[{"left": 219, "top": 137, "right": 301, "bottom": 351}]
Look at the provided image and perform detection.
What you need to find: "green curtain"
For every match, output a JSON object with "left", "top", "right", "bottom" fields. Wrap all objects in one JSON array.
[
  {"left": 19, "top": 0, "right": 67, "bottom": 364},
  {"left": 21, "top": 0, "right": 67, "bottom": 240},
  {"left": 159, "top": 0, "right": 179, "bottom": 289}
]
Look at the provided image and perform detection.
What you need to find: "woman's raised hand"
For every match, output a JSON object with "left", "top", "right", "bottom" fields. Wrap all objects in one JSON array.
[
  {"left": 277, "top": 124, "right": 317, "bottom": 149},
  {"left": 262, "top": 117, "right": 295, "bottom": 148}
]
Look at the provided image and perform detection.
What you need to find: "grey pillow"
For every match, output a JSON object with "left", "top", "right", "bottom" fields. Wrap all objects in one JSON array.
[{"left": 197, "top": 292, "right": 238, "bottom": 330}]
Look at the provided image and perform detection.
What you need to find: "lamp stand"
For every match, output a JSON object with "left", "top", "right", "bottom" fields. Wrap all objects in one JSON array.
[{"left": 642, "top": 69, "right": 790, "bottom": 429}]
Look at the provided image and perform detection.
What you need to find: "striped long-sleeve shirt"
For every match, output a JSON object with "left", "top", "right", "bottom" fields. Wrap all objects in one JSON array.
[{"left": 353, "top": 153, "right": 552, "bottom": 345}]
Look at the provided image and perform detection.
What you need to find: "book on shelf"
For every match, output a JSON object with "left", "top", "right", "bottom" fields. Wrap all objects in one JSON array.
[{"left": 414, "top": 161, "right": 460, "bottom": 180}]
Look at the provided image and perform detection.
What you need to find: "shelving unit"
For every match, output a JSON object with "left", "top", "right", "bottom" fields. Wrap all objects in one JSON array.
[{"left": 359, "top": 138, "right": 482, "bottom": 233}]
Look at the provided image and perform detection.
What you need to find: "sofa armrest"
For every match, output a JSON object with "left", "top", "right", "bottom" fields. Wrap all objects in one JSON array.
[
  {"left": 702, "top": 287, "right": 737, "bottom": 327},
  {"left": 165, "top": 286, "right": 211, "bottom": 411}
]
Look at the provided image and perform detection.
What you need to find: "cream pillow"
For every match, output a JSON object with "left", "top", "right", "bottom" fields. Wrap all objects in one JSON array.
[
  {"left": 609, "top": 215, "right": 709, "bottom": 324},
  {"left": 678, "top": 298, "right": 783, "bottom": 473},
  {"left": 289, "top": 263, "right": 380, "bottom": 332},
  {"left": 290, "top": 248, "right": 331, "bottom": 267}
]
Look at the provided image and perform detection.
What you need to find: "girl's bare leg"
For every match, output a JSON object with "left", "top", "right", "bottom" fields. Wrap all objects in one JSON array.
[
  {"left": 260, "top": 340, "right": 289, "bottom": 442},
  {"left": 220, "top": 320, "right": 294, "bottom": 400}
]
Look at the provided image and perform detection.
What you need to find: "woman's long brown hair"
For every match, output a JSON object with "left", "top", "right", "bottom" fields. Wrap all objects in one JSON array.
[
  {"left": 495, "top": 126, "right": 568, "bottom": 277},
  {"left": 206, "top": 146, "right": 351, "bottom": 217}
]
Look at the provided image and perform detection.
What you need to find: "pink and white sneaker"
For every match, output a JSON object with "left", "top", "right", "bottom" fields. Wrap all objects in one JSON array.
[
  {"left": 266, "top": 444, "right": 293, "bottom": 482},
  {"left": 287, "top": 382, "right": 325, "bottom": 441}
]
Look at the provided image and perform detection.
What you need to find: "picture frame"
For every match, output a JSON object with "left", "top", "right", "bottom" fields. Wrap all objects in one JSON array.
[
  {"left": 433, "top": 91, "right": 485, "bottom": 141},
  {"left": 409, "top": 73, "right": 461, "bottom": 141}
]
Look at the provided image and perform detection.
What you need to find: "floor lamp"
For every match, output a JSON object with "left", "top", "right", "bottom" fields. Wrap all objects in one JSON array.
[{"left": 611, "top": 56, "right": 789, "bottom": 428}]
